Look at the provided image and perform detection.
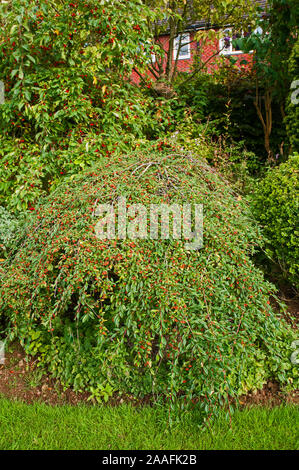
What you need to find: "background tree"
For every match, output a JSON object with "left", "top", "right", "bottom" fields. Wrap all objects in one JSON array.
[
  {"left": 142, "top": 0, "right": 259, "bottom": 86},
  {"left": 236, "top": 0, "right": 299, "bottom": 159}
]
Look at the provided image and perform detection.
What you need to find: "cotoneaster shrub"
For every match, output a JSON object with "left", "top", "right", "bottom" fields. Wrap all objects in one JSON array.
[
  {"left": 0, "top": 146, "right": 297, "bottom": 418},
  {"left": 253, "top": 153, "right": 299, "bottom": 290}
]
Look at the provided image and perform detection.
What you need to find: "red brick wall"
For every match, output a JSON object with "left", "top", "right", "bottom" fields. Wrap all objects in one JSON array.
[{"left": 131, "top": 30, "right": 253, "bottom": 84}]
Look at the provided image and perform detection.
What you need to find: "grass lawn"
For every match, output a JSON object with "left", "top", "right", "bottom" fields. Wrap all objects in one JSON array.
[{"left": 0, "top": 398, "right": 298, "bottom": 450}]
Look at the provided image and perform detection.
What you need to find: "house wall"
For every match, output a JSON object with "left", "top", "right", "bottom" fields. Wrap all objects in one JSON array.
[{"left": 131, "top": 30, "right": 253, "bottom": 84}]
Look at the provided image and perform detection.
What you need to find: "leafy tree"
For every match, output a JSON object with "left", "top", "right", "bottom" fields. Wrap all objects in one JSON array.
[{"left": 0, "top": 0, "right": 171, "bottom": 210}]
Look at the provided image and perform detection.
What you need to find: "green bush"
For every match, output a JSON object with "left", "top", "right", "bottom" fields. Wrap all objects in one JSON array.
[
  {"left": 0, "top": 146, "right": 297, "bottom": 419},
  {"left": 253, "top": 154, "right": 299, "bottom": 289}
]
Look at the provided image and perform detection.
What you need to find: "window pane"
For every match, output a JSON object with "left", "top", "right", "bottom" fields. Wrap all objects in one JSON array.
[
  {"left": 180, "top": 42, "right": 189, "bottom": 56},
  {"left": 174, "top": 34, "right": 190, "bottom": 58}
]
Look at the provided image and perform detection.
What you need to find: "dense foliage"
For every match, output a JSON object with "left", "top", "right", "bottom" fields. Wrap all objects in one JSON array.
[
  {"left": 176, "top": 66, "right": 287, "bottom": 165},
  {"left": 253, "top": 153, "right": 299, "bottom": 290},
  {"left": 286, "top": 37, "right": 299, "bottom": 152},
  {"left": 0, "top": 0, "right": 175, "bottom": 211},
  {"left": 235, "top": 0, "right": 299, "bottom": 158},
  {"left": 0, "top": 146, "right": 297, "bottom": 417}
]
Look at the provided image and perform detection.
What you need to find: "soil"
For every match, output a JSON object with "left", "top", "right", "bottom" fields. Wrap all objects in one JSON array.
[
  {"left": 268, "top": 274, "right": 299, "bottom": 328},
  {"left": 0, "top": 342, "right": 90, "bottom": 406},
  {"left": 0, "top": 290, "right": 298, "bottom": 409}
]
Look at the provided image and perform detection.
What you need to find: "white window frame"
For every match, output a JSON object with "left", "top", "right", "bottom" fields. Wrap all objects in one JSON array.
[
  {"left": 150, "top": 52, "right": 156, "bottom": 63},
  {"left": 219, "top": 28, "right": 244, "bottom": 56},
  {"left": 173, "top": 33, "right": 191, "bottom": 60}
]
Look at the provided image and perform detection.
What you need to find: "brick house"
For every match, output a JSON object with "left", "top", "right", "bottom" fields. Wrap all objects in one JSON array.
[{"left": 132, "top": 1, "right": 267, "bottom": 84}]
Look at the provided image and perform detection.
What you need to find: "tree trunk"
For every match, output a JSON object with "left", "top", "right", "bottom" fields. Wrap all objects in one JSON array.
[{"left": 254, "top": 80, "right": 273, "bottom": 161}]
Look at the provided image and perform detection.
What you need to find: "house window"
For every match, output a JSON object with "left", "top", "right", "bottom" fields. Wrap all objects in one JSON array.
[
  {"left": 219, "top": 28, "right": 244, "bottom": 55},
  {"left": 173, "top": 33, "right": 191, "bottom": 60}
]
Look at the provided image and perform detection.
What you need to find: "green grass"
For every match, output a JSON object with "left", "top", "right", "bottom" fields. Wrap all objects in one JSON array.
[{"left": 0, "top": 398, "right": 298, "bottom": 450}]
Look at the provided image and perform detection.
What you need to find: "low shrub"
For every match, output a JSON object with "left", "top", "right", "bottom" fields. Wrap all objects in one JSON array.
[{"left": 0, "top": 146, "right": 297, "bottom": 419}]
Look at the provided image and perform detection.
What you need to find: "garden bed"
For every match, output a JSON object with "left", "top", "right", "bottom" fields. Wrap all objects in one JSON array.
[{"left": 1, "top": 340, "right": 298, "bottom": 408}]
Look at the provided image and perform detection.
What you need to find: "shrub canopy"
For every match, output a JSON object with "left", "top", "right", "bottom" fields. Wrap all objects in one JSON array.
[
  {"left": 253, "top": 153, "right": 299, "bottom": 290},
  {"left": 0, "top": 146, "right": 297, "bottom": 416}
]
